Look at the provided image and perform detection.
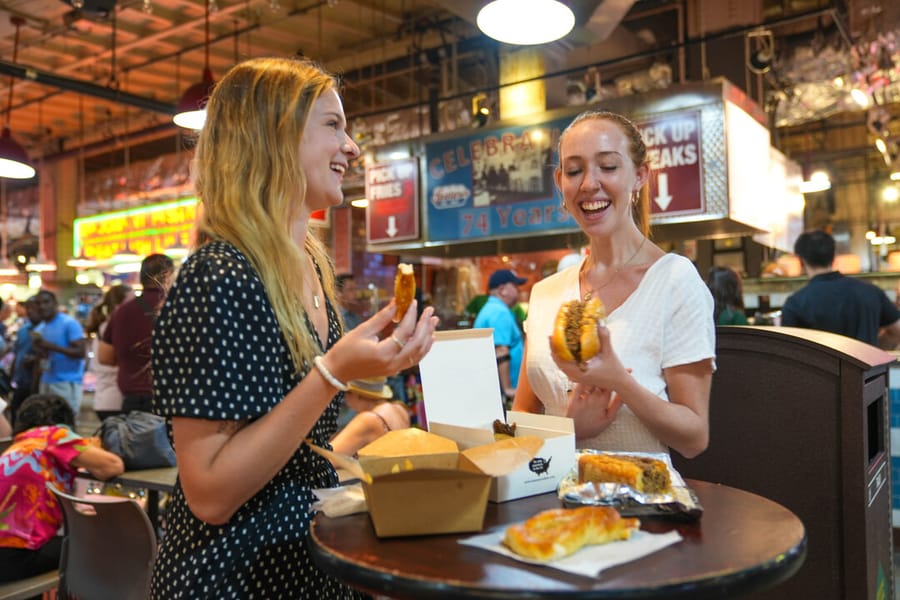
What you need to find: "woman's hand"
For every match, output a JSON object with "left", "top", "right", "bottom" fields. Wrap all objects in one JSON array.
[
  {"left": 325, "top": 299, "right": 439, "bottom": 383},
  {"left": 565, "top": 383, "right": 622, "bottom": 440},
  {"left": 550, "top": 324, "right": 628, "bottom": 391}
]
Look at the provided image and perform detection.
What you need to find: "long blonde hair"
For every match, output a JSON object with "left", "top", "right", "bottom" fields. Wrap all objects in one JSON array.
[
  {"left": 558, "top": 110, "right": 651, "bottom": 237},
  {"left": 192, "top": 57, "right": 340, "bottom": 373}
]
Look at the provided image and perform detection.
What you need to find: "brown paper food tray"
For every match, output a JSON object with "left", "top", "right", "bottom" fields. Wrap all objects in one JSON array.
[{"left": 362, "top": 459, "right": 491, "bottom": 537}]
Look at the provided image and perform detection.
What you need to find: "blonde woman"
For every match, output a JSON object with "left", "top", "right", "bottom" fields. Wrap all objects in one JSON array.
[{"left": 150, "top": 58, "right": 438, "bottom": 599}]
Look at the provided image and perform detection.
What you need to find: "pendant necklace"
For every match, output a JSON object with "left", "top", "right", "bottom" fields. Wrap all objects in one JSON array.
[
  {"left": 582, "top": 236, "right": 647, "bottom": 301},
  {"left": 303, "top": 254, "right": 323, "bottom": 311}
]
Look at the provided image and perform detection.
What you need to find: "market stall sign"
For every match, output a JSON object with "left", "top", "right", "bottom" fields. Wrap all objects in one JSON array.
[
  {"left": 366, "top": 158, "right": 419, "bottom": 244},
  {"left": 73, "top": 197, "right": 197, "bottom": 261},
  {"left": 425, "top": 117, "right": 575, "bottom": 243},
  {"left": 638, "top": 110, "right": 704, "bottom": 216}
]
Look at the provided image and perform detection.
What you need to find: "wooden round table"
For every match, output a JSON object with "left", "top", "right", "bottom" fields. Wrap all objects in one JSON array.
[{"left": 309, "top": 479, "right": 806, "bottom": 599}]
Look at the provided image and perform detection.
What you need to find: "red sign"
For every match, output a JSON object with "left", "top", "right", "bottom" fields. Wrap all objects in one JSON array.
[
  {"left": 310, "top": 208, "right": 329, "bottom": 226},
  {"left": 365, "top": 158, "right": 419, "bottom": 244},
  {"left": 637, "top": 110, "right": 704, "bottom": 216}
]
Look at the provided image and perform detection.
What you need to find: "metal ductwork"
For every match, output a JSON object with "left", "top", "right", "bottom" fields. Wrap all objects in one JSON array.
[{"left": 0, "top": 59, "right": 174, "bottom": 116}]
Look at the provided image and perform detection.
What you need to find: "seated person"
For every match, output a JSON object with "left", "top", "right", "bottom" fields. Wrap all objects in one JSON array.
[
  {"left": 0, "top": 398, "right": 11, "bottom": 438},
  {"left": 331, "top": 378, "right": 410, "bottom": 457},
  {"left": 0, "top": 394, "right": 125, "bottom": 582}
]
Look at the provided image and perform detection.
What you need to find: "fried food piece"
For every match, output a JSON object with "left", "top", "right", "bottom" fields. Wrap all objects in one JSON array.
[
  {"left": 503, "top": 506, "right": 638, "bottom": 561},
  {"left": 393, "top": 263, "right": 416, "bottom": 323},
  {"left": 492, "top": 419, "right": 517, "bottom": 441},
  {"left": 578, "top": 454, "right": 672, "bottom": 494}
]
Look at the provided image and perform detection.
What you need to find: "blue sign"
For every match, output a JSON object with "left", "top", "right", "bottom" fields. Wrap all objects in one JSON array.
[{"left": 425, "top": 116, "right": 577, "bottom": 243}]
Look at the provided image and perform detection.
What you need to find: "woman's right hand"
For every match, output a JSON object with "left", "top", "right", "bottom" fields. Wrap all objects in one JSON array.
[{"left": 324, "top": 299, "right": 439, "bottom": 383}]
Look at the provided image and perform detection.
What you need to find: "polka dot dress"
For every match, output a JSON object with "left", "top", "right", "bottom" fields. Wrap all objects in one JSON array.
[{"left": 150, "top": 241, "right": 367, "bottom": 600}]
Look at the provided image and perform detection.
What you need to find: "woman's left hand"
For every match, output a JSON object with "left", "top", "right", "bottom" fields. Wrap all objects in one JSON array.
[
  {"left": 326, "top": 299, "right": 439, "bottom": 383},
  {"left": 565, "top": 383, "right": 622, "bottom": 440}
]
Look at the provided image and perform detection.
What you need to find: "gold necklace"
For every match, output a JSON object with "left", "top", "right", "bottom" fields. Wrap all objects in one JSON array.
[{"left": 582, "top": 236, "right": 647, "bottom": 300}]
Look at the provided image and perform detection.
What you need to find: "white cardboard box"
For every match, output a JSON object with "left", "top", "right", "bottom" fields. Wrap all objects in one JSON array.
[{"left": 419, "top": 329, "right": 575, "bottom": 502}]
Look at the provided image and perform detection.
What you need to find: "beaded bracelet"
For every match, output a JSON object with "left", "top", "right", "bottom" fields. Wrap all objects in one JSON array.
[{"left": 313, "top": 356, "right": 349, "bottom": 392}]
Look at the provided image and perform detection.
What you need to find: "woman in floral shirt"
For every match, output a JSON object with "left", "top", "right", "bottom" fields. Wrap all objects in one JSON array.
[{"left": 0, "top": 393, "right": 124, "bottom": 582}]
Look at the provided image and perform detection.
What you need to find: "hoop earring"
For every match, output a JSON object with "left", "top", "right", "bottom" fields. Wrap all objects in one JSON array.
[{"left": 631, "top": 189, "right": 640, "bottom": 205}]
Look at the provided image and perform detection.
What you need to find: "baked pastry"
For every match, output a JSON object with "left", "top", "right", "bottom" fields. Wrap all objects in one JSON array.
[
  {"left": 503, "top": 506, "right": 638, "bottom": 561},
  {"left": 578, "top": 454, "right": 672, "bottom": 494}
]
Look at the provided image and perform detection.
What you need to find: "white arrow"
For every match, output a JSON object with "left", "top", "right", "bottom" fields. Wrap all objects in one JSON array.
[
  {"left": 654, "top": 173, "right": 673, "bottom": 211},
  {"left": 386, "top": 215, "right": 398, "bottom": 238}
]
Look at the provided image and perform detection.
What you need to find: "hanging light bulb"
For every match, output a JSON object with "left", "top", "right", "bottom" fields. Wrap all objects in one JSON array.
[
  {"left": 142, "top": 0, "right": 153, "bottom": 14},
  {"left": 26, "top": 252, "right": 57, "bottom": 273},
  {"left": 164, "top": 239, "right": 190, "bottom": 259},
  {"left": 174, "top": 2, "right": 215, "bottom": 129},
  {"left": 799, "top": 169, "right": 832, "bottom": 194},
  {"left": 68, "top": 96, "right": 95, "bottom": 271},
  {"left": 111, "top": 242, "right": 142, "bottom": 264},
  {"left": 0, "top": 180, "right": 18, "bottom": 276},
  {"left": 66, "top": 252, "right": 97, "bottom": 269},
  {"left": 476, "top": 0, "right": 574, "bottom": 45}
]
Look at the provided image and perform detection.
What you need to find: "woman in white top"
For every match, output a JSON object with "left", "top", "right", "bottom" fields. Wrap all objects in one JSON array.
[
  {"left": 84, "top": 284, "right": 133, "bottom": 420},
  {"left": 512, "top": 110, "right": 716, "bottom": 459}
]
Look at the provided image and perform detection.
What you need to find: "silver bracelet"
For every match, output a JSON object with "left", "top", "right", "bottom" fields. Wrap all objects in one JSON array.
[{"left": 313, "top": 356, "right": 349, "bottom": 391}]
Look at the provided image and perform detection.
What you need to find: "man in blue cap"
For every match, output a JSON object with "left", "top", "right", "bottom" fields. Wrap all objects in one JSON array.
[{"left": 474, "top": 269, "right": 527, "bottom": 406}]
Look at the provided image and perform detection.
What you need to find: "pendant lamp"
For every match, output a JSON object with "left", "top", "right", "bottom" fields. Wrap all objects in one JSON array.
[
  {"left": 66, "top": 252, "right": 97, "bottom": 269},
  {"left": 0, "top": 180, "right": 19, "bottom": 276},
  {"left": 0, "top": 17, "right": 35, "bottom": 180},
  {"left": 476, "top": 0, "right": 575, "bottom": 46},
  {"left": 174, "top": 3, "right": 214, "bottom": 129},
  {"left": 26, "top": 107, "right": 55, "bottom": 274},
  {"left": 111, "top": 241, "right": 142, "bottom": 264},
  {"left": 67, "top": 96, "right": 96, "bottom": 270}
]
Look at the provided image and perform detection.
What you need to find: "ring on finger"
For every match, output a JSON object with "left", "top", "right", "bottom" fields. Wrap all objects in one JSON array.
[{"left": 390, "top": 334, "right": 406, "bottom": 350}]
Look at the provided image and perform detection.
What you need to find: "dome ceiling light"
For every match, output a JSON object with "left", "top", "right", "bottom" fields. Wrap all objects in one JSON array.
[{"left": 476, "top": 0, "right": 575, "bottom": 46}]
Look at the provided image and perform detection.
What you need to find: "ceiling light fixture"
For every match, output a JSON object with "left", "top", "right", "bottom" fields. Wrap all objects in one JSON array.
[
  {"left": 746, "top": 29, "right": 775, "bottom": 75},
  {"left": 26, "top": 107, "right": 55, "bottom": 274},
  {"left": 799, "top": 169, "right": 832, "bottom": 194},
  {"left": 476, "top": 0, "right": 575, "bottom": 46},
  {"left": 111, "top": 242, "right": 142, "bottom": 264},
  {"left": 471, "top": 93, "right": 490, "bottom": 128},
  {"left": 0, "top": 180, "right": 19, "bottom": 276},
  {"left": 66, "top": 252, "right": 97, "bottom": 269},
  {"left": 67, "top": 97, "right": 96, "bottom": 270},
  {"left": 174, "top": 2, "right": 215, "bottom": 129},
  {"left": 0, "top": 17, "right": 35, "bottom": 180}
]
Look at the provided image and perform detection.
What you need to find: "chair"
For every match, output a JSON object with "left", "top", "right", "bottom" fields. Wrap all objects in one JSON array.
[
  {"left": 46, "top": 483, "right": 157, "bottom": 600},
  {"left": 0, "top": 569, "right": 59, "bottom": 600}
]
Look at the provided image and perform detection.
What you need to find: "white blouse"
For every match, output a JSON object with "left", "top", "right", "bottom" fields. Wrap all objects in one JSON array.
[{"left": 524, "top": 253, "right": 716, "bottom": 454}]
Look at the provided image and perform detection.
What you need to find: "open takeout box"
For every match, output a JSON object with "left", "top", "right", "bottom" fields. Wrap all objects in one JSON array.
[
  {"left": 352, "top": 429, "right": 542, "bottom": 537},
  {"left": 419, "top": 329, "right": 576, "bottom": 502}
]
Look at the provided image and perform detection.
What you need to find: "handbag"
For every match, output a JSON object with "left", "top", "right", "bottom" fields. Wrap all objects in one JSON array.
[{"left": 96, "top": 411, "right": 176, "bottom": 470}]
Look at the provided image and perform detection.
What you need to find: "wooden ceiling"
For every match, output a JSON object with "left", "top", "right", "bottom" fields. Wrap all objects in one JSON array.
[{"left": 0, "top": 0, "right": 895, "bottom": 193}]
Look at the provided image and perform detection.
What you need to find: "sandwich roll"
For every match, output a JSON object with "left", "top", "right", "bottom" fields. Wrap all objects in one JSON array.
[{"left": 550, "top": 297, "right": 606, "bottom": 365}]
